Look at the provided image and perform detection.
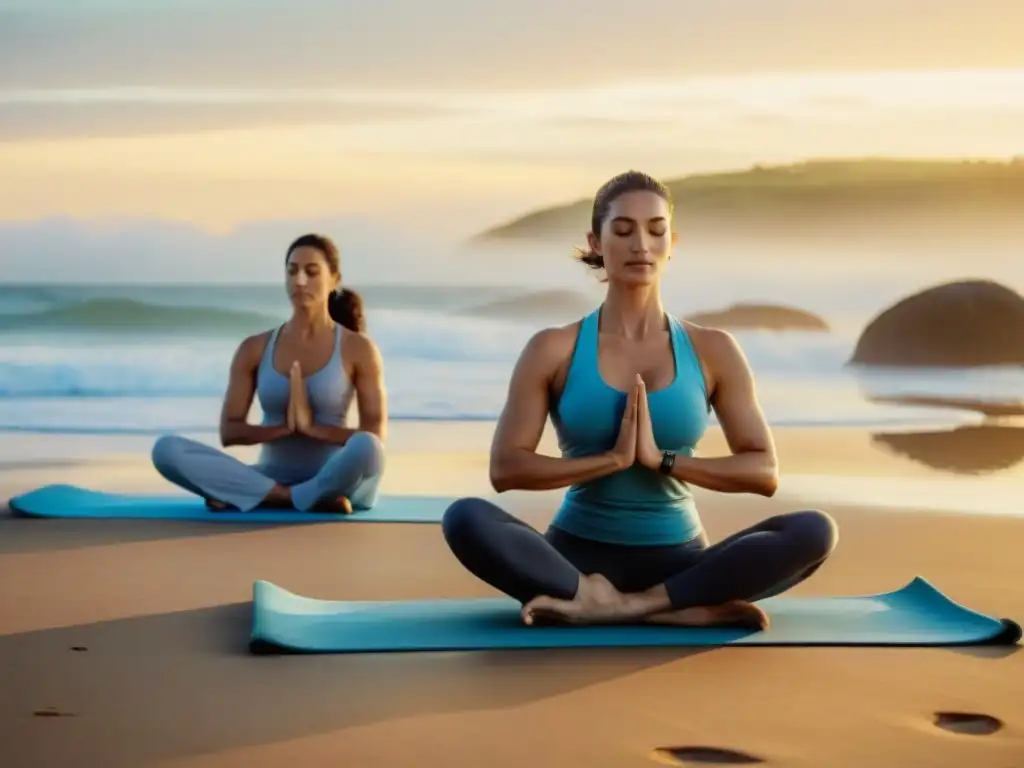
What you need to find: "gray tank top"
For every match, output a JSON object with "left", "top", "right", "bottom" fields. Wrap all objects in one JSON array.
[{"left": 254, "top": 324, "right": 356, "bottom": 485}]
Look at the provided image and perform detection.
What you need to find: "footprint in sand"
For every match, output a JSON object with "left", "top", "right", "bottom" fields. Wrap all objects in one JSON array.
[
  {"left": 33, "top": 707, "right": 75, "bottom": 718},
  {"left": 650, "top": 746, "right": 765, "bottom": 765},
  {"left": 933, "top": 711, "right": 1003, "bottom": 736}
]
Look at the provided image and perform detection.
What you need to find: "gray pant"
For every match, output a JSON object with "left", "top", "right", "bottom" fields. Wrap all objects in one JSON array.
[
  {"left": 151, "top": 432, "right": 385, "bottom": 512},
  {"left": 442, "top": 497, "right": 838, "bottom": 608}
]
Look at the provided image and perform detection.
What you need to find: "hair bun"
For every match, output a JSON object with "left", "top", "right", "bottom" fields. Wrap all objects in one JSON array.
[
  {"left": 575, "top": 248, "right": 605, "bottom": 270},
  {"left": 327, "top": 287, "right": 365, "bottom": 333}
]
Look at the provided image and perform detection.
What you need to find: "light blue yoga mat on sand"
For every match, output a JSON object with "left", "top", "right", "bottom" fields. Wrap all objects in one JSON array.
[
  {"left": 8, "top": 484, "right": 448, "bottom": 523},
  {"left": 249, "top": 577, "right": 1021, "bottom": 653}
]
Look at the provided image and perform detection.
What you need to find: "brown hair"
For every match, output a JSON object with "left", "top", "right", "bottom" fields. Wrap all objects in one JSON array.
[
  {"left": 575, "top": 170, "right": 673, "bottom": 274},
  {"left": 285, "top": 233, "right": 365, "bottom": 332}
]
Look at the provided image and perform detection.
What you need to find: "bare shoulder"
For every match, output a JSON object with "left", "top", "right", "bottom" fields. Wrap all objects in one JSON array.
[
  {"left": 234, "top": 330, "right": 273, "bottom": 367},
  {"left": 678, "top": 320, "right": 752, "bottom": 390},
  {"left": 680, "top": 320, "right": 745, "bottom": 363},
  {"left": 518, "top": 322, "right": 580, "bottom": 372},
  {"left": 341, "top": 328, "right": 383, "bottom": 367}
]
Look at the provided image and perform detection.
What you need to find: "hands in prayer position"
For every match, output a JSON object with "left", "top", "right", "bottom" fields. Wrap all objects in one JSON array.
[
  {"left": 287, "top": 361, "right": 314, "bottom": 435},
  {"left": 609, "top": 374, "right": 666, "bottom": 472}
]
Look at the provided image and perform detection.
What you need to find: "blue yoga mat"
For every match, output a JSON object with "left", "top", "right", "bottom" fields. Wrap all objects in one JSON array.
[
  {"left": 8, "top": 483, "right": 449, "bottom": 523},
  {"left": 249, "top": 577, "right": 1021, "bottom": 653}
]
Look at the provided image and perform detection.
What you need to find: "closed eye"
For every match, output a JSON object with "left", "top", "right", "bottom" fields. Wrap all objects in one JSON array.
[{"left": 611, "top": 215, "right": 667, "bottom": 238}]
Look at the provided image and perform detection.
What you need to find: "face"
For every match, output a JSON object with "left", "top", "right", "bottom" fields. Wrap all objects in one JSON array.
[
  {"left": 286, "top": 246, "right": 339, "bottom": 309},
  {"left": 587, "top": 190, "right": 677, "bottom": 286}
]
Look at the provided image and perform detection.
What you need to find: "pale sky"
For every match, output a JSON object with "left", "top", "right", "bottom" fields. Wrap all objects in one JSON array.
[
  {"left": 1, "top": 0, "right": 1023, "bottom": 280},
  {"left": 4, "top": 0, "right": 1023, "bottom": 90}
]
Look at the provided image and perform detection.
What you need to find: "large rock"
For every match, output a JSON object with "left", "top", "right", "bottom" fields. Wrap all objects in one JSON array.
[
  {"left": 685, "top": 303, "right": 828, "bottom": 332},
  {"left": 850, "top": 280, "right": 1024, "bottom": 367}
]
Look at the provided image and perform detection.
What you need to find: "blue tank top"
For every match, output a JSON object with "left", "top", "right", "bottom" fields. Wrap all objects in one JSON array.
[
  {"left": 550, "top": 308, "right": 710, "bottom": 546},
  {"left": 254, "top": 324, "right": 356, "bottom": 485}
]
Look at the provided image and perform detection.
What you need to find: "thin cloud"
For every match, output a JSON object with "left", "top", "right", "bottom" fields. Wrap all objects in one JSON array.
[
  {"left": 1, "top": 0, "right": 1022, "bottom": 90},
  {"left": 0, "top": 99, "right": 458, "bottom": 142}
]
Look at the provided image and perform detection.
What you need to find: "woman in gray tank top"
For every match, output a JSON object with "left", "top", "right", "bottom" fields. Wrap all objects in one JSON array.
[{"left": 150, "top": 234, "right": 387, "bottom": 513}]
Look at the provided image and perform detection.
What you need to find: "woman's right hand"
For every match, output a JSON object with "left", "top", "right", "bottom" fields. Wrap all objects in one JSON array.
[
  {"left": 609, "top": 375, "right": 641, "bottom": 469},
  {"left": 489, "top": 326, "right": 647, "bottom": 492},
  {"left": 287, "top": 361, "right": 300, "bottom": 432},
  {"left": 286, "top": 398, "right": 296, "bottom": 433}
]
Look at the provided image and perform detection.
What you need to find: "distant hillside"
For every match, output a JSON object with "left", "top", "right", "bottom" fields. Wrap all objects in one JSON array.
[{"left": 472, "top": 158, "right": 1024, "bottom": 244}]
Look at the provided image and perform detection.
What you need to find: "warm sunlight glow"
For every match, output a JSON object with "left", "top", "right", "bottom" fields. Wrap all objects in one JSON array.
[{"left": 1, "top": 68, "right": 1022, "bottom": 230}]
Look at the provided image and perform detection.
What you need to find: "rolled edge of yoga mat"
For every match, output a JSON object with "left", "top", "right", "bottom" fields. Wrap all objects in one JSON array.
[{"left": 888, "top": 576, "right": 1023, "bottom": 647}]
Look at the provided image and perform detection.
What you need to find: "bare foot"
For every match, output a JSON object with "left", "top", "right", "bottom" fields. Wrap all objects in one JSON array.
[
  {"left": 313, "top": 496, "right": 353, "bottom": 514},
  {"left": 644, "top": 600, "right": 769, "bottom": 631},
  {"left": 206, "top": 490, "right": 297, "bottom": 512},
  {"left": 521, "top": 574, "right": 638, "bottom": 626},
  {"left": 261, "top": 484, "right": 294, "bottom": 509}
]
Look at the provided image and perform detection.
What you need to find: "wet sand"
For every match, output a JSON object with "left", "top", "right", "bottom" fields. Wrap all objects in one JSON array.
[{"left": 1, "top": 422, "right": 1022, "bottom": 767}]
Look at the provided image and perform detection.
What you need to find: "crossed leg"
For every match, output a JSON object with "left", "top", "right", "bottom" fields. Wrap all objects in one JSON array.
[
  {"left": 151, "top": 432, "right": 386, "bottom": 513},
  {"left": 441, "top": 496, "right": 838, "bottom": 629}
]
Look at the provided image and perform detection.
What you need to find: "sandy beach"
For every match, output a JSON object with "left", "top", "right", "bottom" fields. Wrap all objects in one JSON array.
[{"left": 1, "top": 421, "right": 1022, "bottom": 768}]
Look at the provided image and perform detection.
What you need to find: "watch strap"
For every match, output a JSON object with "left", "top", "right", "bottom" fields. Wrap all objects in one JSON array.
[{"left": 658, "top": 450, "right": 676, "bottom": 474}]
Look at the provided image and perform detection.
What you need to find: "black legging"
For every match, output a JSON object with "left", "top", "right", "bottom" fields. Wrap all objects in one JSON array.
[{"left": 441, "top": 498, "right": 838, "bottom": 609}]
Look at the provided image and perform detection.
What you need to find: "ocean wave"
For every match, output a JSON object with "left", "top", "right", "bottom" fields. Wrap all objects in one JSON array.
[
  {"left": 0, "top": 319, "right": 529, "bottom": 401},
  {"left": 1, "top": 324, "right": 1021, "bottom": 402},
  {"left": 0, "top": 300, "right": 1020, "bottom": 437},
  {"left": 0, "top": 297, "right": 277, "bottom": 335},
  {"left": 0, "top": 349, "right": 230, "bottom": 398}
]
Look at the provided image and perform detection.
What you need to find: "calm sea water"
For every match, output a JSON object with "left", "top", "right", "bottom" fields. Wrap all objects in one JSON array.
[{"left": 0, "top": 281, "right": 1022, "bottom": 440}]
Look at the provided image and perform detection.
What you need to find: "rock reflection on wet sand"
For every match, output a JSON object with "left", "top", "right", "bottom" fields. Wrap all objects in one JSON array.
[{"left": 871, "top": 425, "right": 1024, "bottom": 475}]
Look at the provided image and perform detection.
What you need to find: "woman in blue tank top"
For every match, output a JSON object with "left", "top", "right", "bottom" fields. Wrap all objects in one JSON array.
[
  {"left": 150, "top": 234, "right": 387, "bottom": 514},
  {"left": 442, "top": 172, "right": 838, "bottom": 630}
]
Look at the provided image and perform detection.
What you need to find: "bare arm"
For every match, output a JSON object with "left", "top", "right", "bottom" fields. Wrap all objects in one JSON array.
[
  {"left": 353, "top": 335, "right": 387, "bottom": 442},
  {"left": 219, "top": 334, "right": 293, "bottom": 447},
  {"left": 663, "top": 328, "right": 778, "bottom": 496},
  {"left": 301, "top": 332, "right": 388, "bottom": 445},
  {"left": 489, "top": 328, "right": 631, "bottom": 493}
]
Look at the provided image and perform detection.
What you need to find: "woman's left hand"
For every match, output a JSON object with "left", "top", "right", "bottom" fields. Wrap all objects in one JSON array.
[
  {"left": 635, "top": 376, "right": 662, "bottom": 470},
  {"left": 289, "top": 361, "right": 313, "bottom": 433}
]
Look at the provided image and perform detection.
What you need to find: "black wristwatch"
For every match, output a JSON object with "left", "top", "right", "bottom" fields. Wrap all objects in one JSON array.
[{"left": 658, "top": 450, "right": 676, "bottom": 475}]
